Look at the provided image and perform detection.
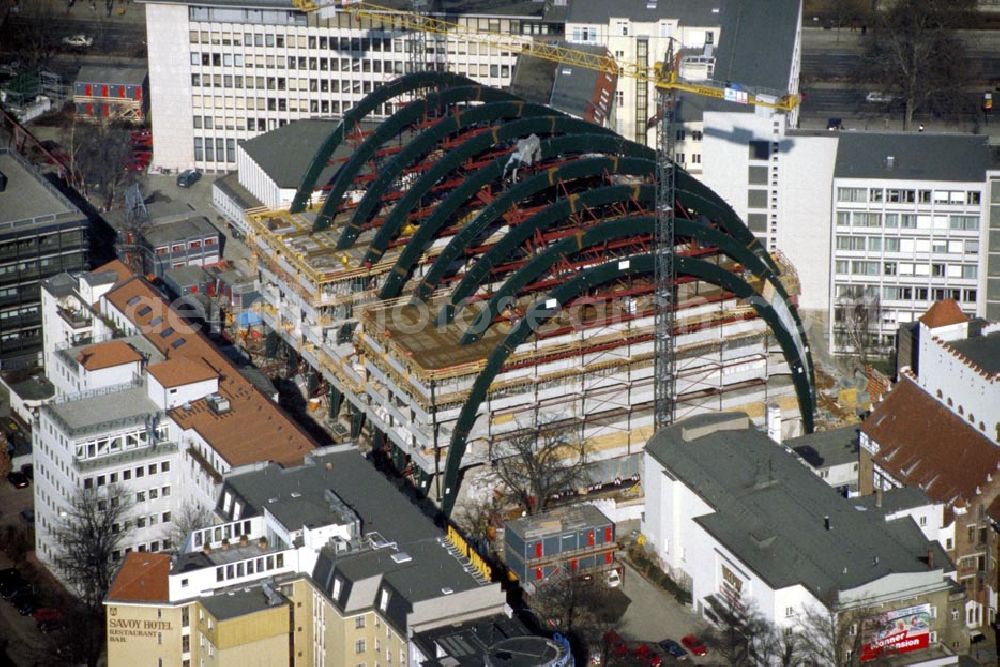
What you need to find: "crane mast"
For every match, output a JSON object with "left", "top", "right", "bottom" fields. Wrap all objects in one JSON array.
[{"left": 303, "top": 0, "right": 799, "bottom": 431}]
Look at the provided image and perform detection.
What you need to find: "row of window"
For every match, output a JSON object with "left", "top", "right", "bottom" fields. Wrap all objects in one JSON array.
[
  {"left": 882, "top": 286, "right": 978, "bottom": 302},
  {"left": 835, "top": 235, "right": 980, "bottom": 254},
  {"left": 837, "top": 187, "right": 981, "bottom": 206},
  {"left": 835, "top": 260, "right": 978, "bottom": 279},
  {"left": 212, "top": 552, "right": 286, "bottom": 583},
  {"left": 836, "top": 211, "right": 980, "bottom": 231},
  {"left": 82, "top": 460, "right": 171, "bottom": 488},
  {"left": 194, "top": 137, "right": 236, "bottom": 163},
  {"left": 153, "top": 238, "right": 217, "bottom": 255}
]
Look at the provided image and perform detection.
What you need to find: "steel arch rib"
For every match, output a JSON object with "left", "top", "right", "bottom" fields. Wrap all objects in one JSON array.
[
  {"left": 414, "top": 156, "right": 656, "bottom": 302},
  {"left": 364, "top": 116, "right": 616, "bottom": 266},
  {"left": 378, "top": 133, "right": 649, "bottom": 300},
  {"left": 442, "top": 184, "right": 656, "bottom": 322},
  {"left": 339, "top": 100, "right": 559, "bottom": 251},
  {"left": 455, "top": 214, "right": 813, "bottom": 412},
  {"left": 291, "top": 71, "right": 473, "bottom": 214},
  {"left": 439, "top": 253, "right": 816, "bottom": 515},
  {"left": 313, "top": 84, "right": 517, "bottom": 231}
]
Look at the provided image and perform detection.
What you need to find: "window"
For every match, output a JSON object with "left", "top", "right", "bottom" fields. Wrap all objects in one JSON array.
[
  {"left": 919, "top": 516, "right": 928, "bottom": 526},
  {"left": 355, "top": 640, "right": 366, "bottom": 654},
  {"left": 161, "top": 461, "right": 170, "bottom": 473},
  {"left": 355, "top": 616, "right": 366, "bottom": 629},
  {"left": 136, "top": 491, "right": 145, "bottom": 503},
  {"left": 149, "top": 489, "right": 158, "bottom": 500},
  {"left": 148, "top": 464, "right": 157, "bottom": 475},
  {"left": 837, "top": 187, "right": 867, "bottom": 203},
  {"left": 784, "top": 607, "right": 794, "bottom": 617}
]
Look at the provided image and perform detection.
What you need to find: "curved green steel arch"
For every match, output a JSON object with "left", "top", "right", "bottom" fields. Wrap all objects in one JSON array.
[
  {"left": 291, "top": 71, "right": 473, "bottom": 214},
  {"left": 439, "top": 253, "right": 815, "bottom": 515},
  {"left": 414, "top": 155, "right": 656, "bottom": 302},
  {"left": 377, "top": 133, "right": 649, "bottom": 300},
  {"left": 339, "top": 100, "right": 560, "bottom": 251},
  {"left": 313, "top": 84, "right": 517, "bottom": 231},
  {"left": 364, "top": 116, "right": 617, "bottom": 266},
  {"left": 442, "top": 184, "right": 655, "bottom": 322}
]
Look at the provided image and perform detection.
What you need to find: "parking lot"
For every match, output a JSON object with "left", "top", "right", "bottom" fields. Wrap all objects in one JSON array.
[{"left": 617, "top": 562, "right": 719, "bottom": 664}]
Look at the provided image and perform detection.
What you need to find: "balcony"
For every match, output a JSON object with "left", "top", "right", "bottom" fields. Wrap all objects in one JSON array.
[{"left": 57, "top": 307, "right": 92, "bottom": 330}]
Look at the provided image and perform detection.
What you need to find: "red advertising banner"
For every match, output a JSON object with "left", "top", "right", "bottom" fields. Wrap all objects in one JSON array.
[{"left": 860, "top": 603, "right": 932, "bottom": 662}]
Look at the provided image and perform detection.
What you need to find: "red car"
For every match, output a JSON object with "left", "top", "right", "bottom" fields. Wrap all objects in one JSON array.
[
  {"left": 632, "top": 643, "right": 663, "bottom": 666},
  {"left": 681, "top": 634, "right": 708, "bottom": 657},
  {"left": 603, "top": 630, "right": 628, "bottom": 658}
]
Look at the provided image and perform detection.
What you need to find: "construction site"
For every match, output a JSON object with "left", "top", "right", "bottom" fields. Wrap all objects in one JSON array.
[{"left": 226, "top": 67, "right": 815, "bottom": 514}]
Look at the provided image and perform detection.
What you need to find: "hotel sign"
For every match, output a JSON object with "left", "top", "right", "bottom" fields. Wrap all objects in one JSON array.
[{"left": 107, "top": 607, "right": 173, "bottom": 644}]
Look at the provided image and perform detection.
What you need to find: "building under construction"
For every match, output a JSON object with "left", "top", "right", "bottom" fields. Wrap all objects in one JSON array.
[{"left": 217, "top": 73, "right": 815, "bottom": 513}]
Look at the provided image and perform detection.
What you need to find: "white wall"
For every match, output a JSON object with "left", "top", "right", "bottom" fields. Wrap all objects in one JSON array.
[
  {"left": 146, "top": 3, "right": 195, "bottom": 171},
  {"left": 147, "top": 373, "right": 219, "bottom": 410},
  {"left": 776, "top": 132, "right": 838, "bottom": 312}
]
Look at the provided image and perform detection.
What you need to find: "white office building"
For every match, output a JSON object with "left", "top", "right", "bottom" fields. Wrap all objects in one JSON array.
[
  {"left": 33, "top": 261, "right": 314, "bottom": 579},
  {"left": 642, "top": 412, "right": 966, "bottom": 660},
  {"left": 140, "top": 0, "right": 561, "bottom": 172}
]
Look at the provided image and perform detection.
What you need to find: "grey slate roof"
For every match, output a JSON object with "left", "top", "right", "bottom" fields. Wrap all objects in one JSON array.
[
  {"left": 834, "top": 133, "right": 990, "bottom": 182},
  {"left": 646, "top": 413, "right": 946, "bottom": 600},
  {"left": 854, "top": 487, "right": 936, "bottom": 516},
  {"left": 239, "top": 118, "right": 341, "bottom": 189},
  {"left": 42, "top": 273, "right": 77, "bottom": 298},
  {"left": 787, "top": 426, "right": 859, "bottom": 469},
  {"left": 75, "top": 65, "right": 147, "bottom": 87},
  {"left": 219, "top": 449, "right": 487, "bottom": 629},
  {"left": 945, "top": 330, "right": 1000, "bottom": 375},
  {"left": 566, "top": 0, "right": 722, "bottom": 26},
  {"left": 142, "top": 216, "right": 218, "bottom": 247},
  {"left": 412, "top": 614, "right": 551, "bottom": 667},
  {"left": 713, "top": 0, "right": 799, "bottom": 93},
  {"left": 200, "top": 585, "right": 285, "bottom": 620}
]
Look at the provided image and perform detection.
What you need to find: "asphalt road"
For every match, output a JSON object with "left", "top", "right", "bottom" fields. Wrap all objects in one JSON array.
[{"left": 4, "top": 15, "right": 146, "bottom": 58}]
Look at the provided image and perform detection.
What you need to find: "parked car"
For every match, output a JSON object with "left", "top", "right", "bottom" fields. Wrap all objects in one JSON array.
[
  {"left": 632, "top": 644, "right": 663, "bottom": 666},
  {"left": 34, "top": 607, "right": 63, "bottom": 632},
  {"left": 658, "top": 639, "right": 689, "bottom": 660},
  {"left": 62, "top": 34, "right": 94, "bottom": 48},
  {"left": 865, "top": 91, "right": 893, "bottom": 103},
  {"left": 603, "top": 630, "right": 628, "bottom": 659},
  {"left": 826, "top": 117, "right": 843, "bottom": 131},
  {"left": 176, "top": 169, "right": 201, "bottom": 188},
  {"left": 0, "top": 576, "right": 28, "bottom": 600},
  {"left": 0, "top": 568, "right": 20, "bottom": 586},
  {"left": 20, "top": 463, "right": 32, "bottom": 480},
  {"left": 6, "top": 471, "right": 29, "bottom": 489},
  {"left": 606, "top": 569, "right": 621, "bottom": 588},
  {"left": 11, "top": 588, "right": 36, "bottom": 616},
  {"left": 681, "top": 634, "right": 708, "bottom": 657}
]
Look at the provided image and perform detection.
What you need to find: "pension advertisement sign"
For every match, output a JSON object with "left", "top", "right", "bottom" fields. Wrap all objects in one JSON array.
[{"left": 860, "top": 603, "right": 931, "bottom": 662}]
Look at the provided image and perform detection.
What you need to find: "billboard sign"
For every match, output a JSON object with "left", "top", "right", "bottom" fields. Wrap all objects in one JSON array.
[{"left": 860, "top": 603, "right": 932, "bottom": 662}]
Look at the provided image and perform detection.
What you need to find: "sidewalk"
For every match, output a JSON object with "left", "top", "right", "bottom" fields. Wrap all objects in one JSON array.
[{"left": 17, "top": 0, "right": 145, "bottom": 25}]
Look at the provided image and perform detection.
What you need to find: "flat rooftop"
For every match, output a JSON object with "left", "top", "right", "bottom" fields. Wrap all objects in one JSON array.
[
  {"left": 507, "top": 504, "right": 611, "bottom": 540},
  {"left": 786, "top": 426, "right": 858, "bottom": 469},
  {"left": 647, "top": 413, "right": 948, "bottom": 598},
  {"left": 46, "top": 384, "right": 160, "bottom": 435},
  {"left": 199, "top": 584, "right": 287, "bottom": 621},
  {"left": 0, "top": 150, "right": 81, "bottom": 227}
]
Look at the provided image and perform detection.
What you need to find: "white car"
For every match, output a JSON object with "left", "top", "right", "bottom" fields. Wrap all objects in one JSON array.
[
  {"left": 62, "top": 35, "right": 94, "bottom": 48},
  {"left": 866, "top": 91, "right": 893, "bottom": 103}
]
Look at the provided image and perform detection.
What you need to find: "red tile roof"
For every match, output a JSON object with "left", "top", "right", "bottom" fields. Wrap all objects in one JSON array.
[
  {"left": 918, "top": 299, "right": 967, "bottom": 328},
  {"left": 107, "top": 552, "right": 170, "bottom": 603},
  {"left": 147, "top": 358, "right": 218, "bottom": 388},
  {"left": 77, "top": 339, "right": 142, "bottom": 371},
  {"left": 862, "top": 377, "right": 1000, "bottom": 506},
  {"left": 103, "top": 273, "right": 314, "bottom": 467}
]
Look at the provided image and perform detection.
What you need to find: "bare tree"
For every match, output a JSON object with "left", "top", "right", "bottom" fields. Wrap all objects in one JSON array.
[
  {"left": 52, "top": 484, "right": 134, "bottom": 610},
  {"left": 799, "top": 597, "right": 881, "bottom": 667},
  {"left": 489, "top": 423, "right": 590, "bottom": 516},
  {"left": 529, "top": 572, "right": 624, "bottom": 660},
  {"left": 163, "top": 501, "right": 213, "bottom": 552},
  {"left": 33, "top": 599, "right": 106, "bottom": 667},
  {"left": 835, "top": 293, "right": 883, "bottom": 364},
  {"left": 451, "top": 492, "right": 502, "bottom": 554},
  {"left": 60, "top": 118, "right": 136, "bottom": 210},
  {"left": 857, "top": 0, "right": 976, "bottom": 130}
]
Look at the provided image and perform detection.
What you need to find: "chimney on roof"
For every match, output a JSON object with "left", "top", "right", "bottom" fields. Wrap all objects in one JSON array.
[
  {"left": 875, "top": 487, "right": 883, "bottom": 509},
  {"left": 824, "top": 515, "right": 831, "bottom": 531},
  {"left": 885, "top": 155, "right": 896, "bottom": 171}
]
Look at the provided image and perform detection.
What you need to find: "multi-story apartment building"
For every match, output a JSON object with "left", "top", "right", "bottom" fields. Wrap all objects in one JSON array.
[
  {"left": 700, "top": 129, "right": 999, "bottom": 355},
  {"left": 0, "top": 149, "right": 89, "bottom": 368},
  {"left": 860, "top": 300, "right": 1000, "bottom": 631},
  {"left": 565, "top": 0, "right": 801, "bottom": 149},
  {"left": 644, "top": 412, "right": 969, "bottom": 660},
  {"left": 141, "top": 0, "right": 563, "bottom": 172},
  {"left": 829, "top": 134, "right": 992, "bottom": 355},
  {"left": 34, "top": 261, "right": 313, "bottom": 573},
  {"left": 104, "top": 448, "right": 509, "bottom": 666}
]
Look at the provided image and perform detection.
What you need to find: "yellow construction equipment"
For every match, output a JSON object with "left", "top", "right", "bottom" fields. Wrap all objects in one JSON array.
[{"left": 289, "top": 1, "right": 799, "bottom": 112}]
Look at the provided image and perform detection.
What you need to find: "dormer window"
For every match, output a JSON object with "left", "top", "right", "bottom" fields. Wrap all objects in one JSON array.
[
  {"left": 333, "top": 577, "right": 343, "bottom": 599},
  {"left": 379, "top": 588, "right": 390, "bottom": 612}
]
